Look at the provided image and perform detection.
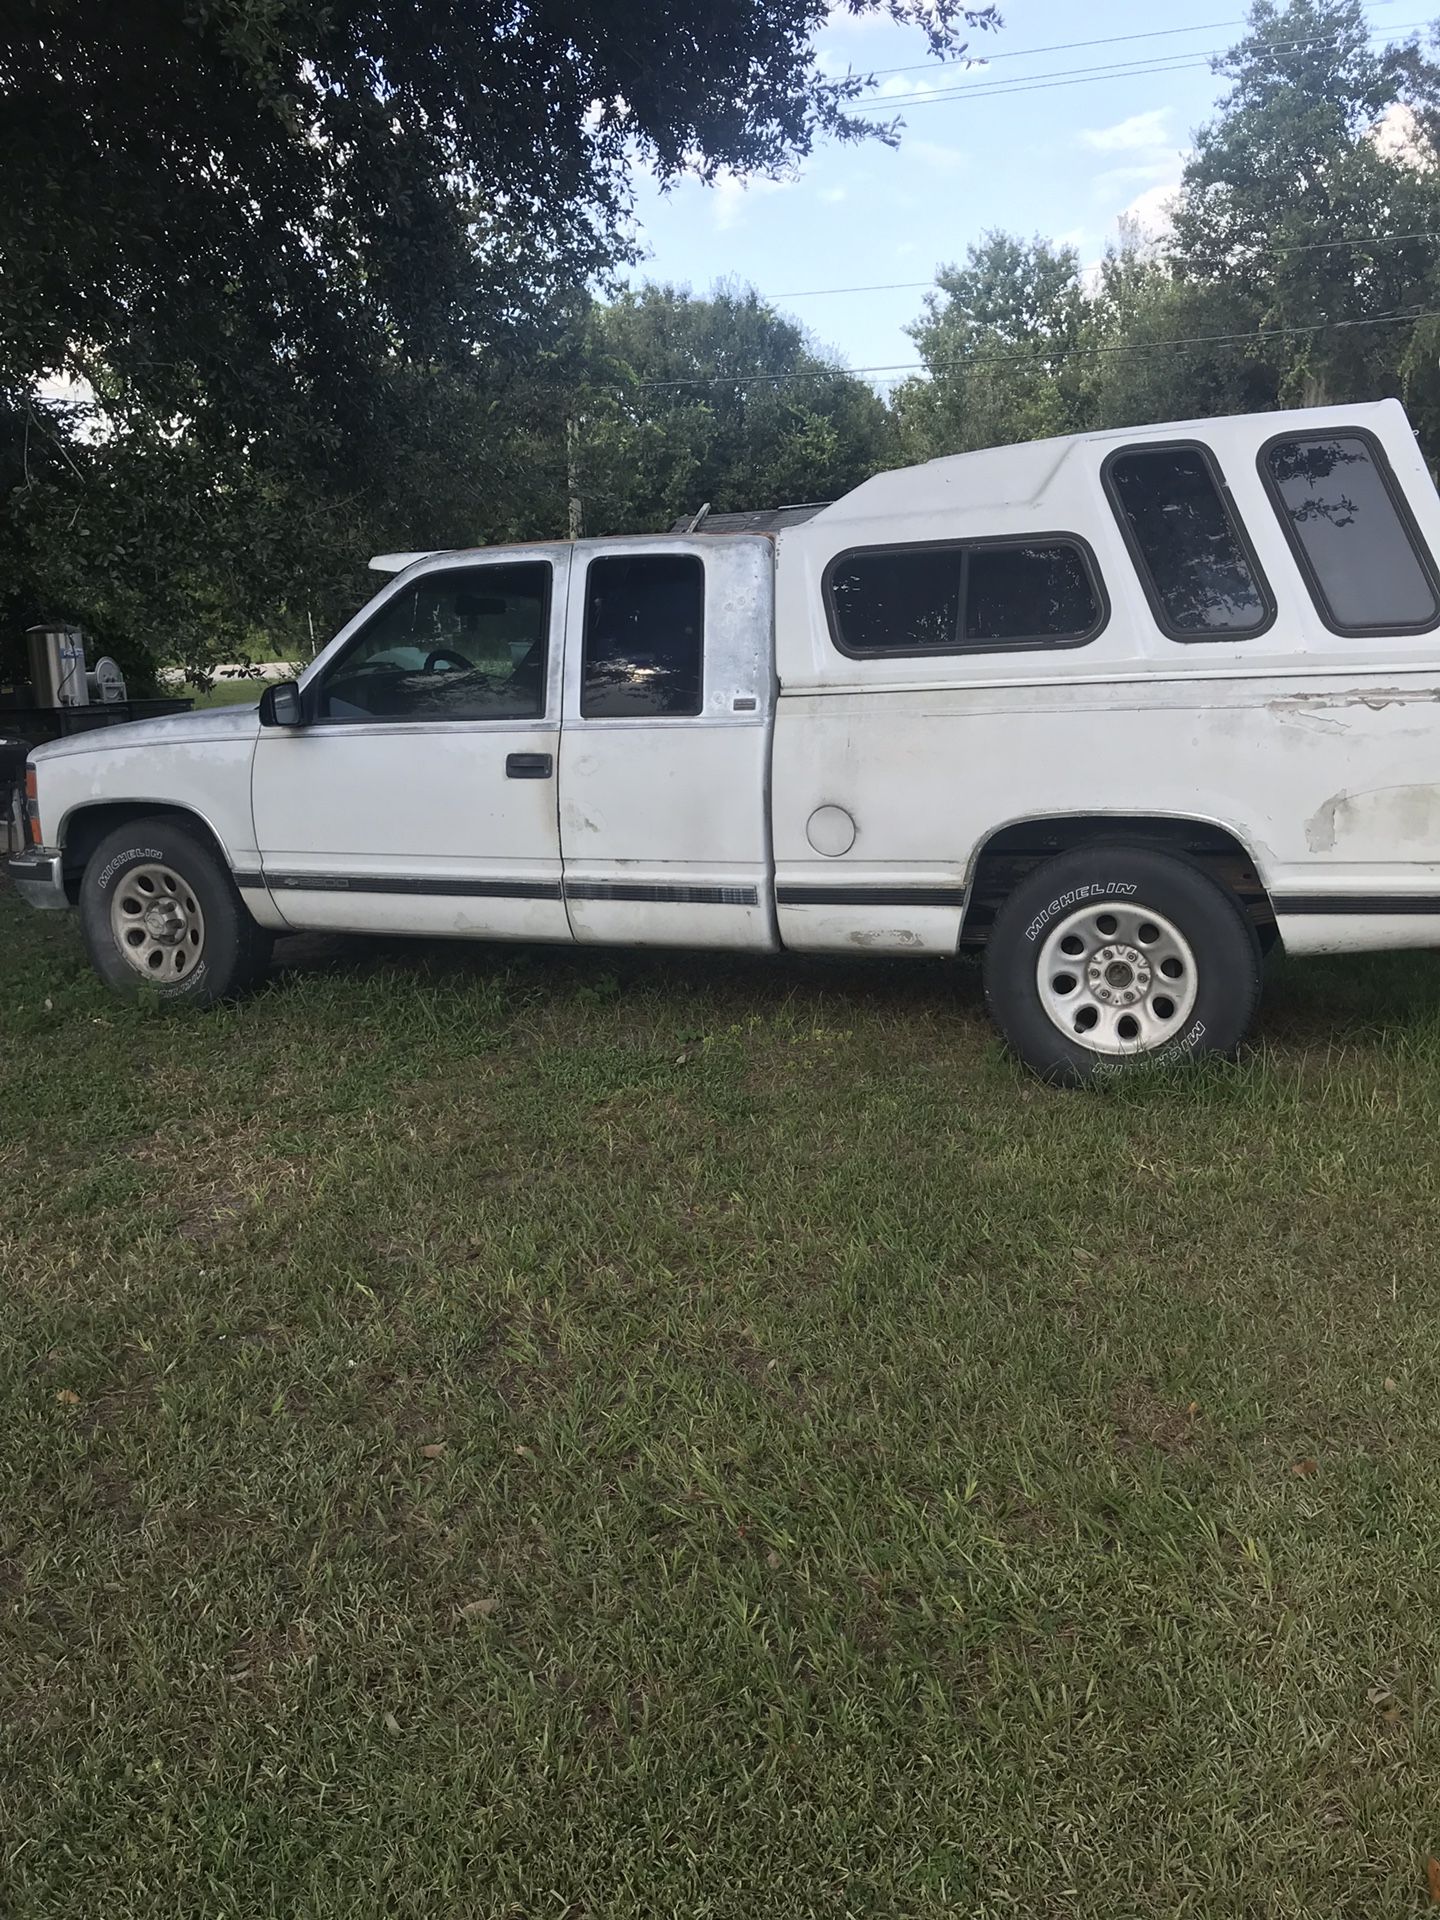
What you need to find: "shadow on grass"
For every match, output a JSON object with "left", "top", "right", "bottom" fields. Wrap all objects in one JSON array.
[
  {"left": 270, "top": 928, "right": 1440, "bottom": 1053},
  {"left": 270, "top": 928, "right": 987, "bottom": 1018}
]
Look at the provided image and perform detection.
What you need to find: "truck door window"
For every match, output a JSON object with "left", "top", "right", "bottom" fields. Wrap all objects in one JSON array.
[
  {"left": 825, "top": 538, "right": 1103, "bottom": 657},
  {"left": 1105, "top": 445, "right": 1272, "bottom": 640},
  {"left": 1261, "top": 431, "right": 1440, "bottom": 635},
  {"left": 317, "top": 563, "right": 551, "bottom": 722},
  {"left": 581, "top": 554, "right": 704, "bottom": 718}
]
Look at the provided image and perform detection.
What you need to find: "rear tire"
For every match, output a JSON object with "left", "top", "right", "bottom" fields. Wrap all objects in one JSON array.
[
  {"left": 983, "top": 844, "right": 1262, "bottom": 1086},
  {"left": 79, "top": 818, "right": 272, "bottom": 1007}
]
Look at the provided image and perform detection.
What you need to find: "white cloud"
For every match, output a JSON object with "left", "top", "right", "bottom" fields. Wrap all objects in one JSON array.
[
  {"left": 1373, "top": 101, "right": 1431, "bottom": 171},
  {"left": 1122, "top": 180, "right": 1181, "bottom": 241},
  {"left": 877, "top": 75, "right": 935, "bottom": 98},
  {"left": 710, "top": 168, "right": 793, "bottom": 231},
  {"left": 1080, "top": 108, "right": 1173, "bottom": 154},
  {"left": 1092, "top": 160, "right": 1181, "bottom": 197},
  {"left": 818, "top": 185, "right": 848, "bottom": 205},
  {"left": 907, "top": 139, "right": 969, "bottom": 176}
]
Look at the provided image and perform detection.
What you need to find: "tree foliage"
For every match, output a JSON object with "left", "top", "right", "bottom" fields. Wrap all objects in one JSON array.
[
  {"left": 16, "top": 0, "right": 1440, "bottom": 689},
  {"left": 578, "top": 287, "right": 893, "bottom": 533},
  {"left": 892, "top": 0, "right": 1440, "bottom": 484},
  {"left": 0, "top": 0, "right": 995, "bottom": 429},
  {"left": 0, "top": 0, "right": 996, "bottom": 683}
]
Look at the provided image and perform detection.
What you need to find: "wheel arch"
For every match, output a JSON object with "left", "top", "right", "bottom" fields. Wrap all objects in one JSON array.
[
  {"left": 960, "top": 811, "right": 1277, "bottom": 948},
  {"left": 58, "top": 800, "right": 238, "bottom": 904}
]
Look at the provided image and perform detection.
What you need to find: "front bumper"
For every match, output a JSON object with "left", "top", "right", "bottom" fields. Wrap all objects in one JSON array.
[{"left": 4, "top": 849, "right": 67, "bottom": 910}]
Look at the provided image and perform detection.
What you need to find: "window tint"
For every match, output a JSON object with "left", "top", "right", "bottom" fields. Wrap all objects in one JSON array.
[
  {"left": 965, "top": 543, "right": 1101, "bottom": 643},
  {"left": 582, "top": 554, "right": 704, "bottom": 718},
  {"left": 1264, "top": 433, "right": 1440, "bottom": 633},
  {"left": 828, "top": 540, "right": 1101, "bottom": 655},
  {"left": 830, "top": 548, "right": 960, "bottom": 653},
  {"left": 1107, "top": 446, "right": 1269, "bottom": 638},
  {"left": 319, "top": 563, "right": 550, "bottom": 721}
]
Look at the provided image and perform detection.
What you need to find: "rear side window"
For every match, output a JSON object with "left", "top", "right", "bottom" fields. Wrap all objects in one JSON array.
[
  {"left": 826, "top": 538, "right": 1103, "bottom": 657},
  {"left": 1106, "top": 444, "right": 1272, "bottom": 640},
  {"left": 582, "top": 554, "right": 704, "bottom": 718},
  {"left": 1261, "top": 431, "right": 1440, "bottom": 635}
]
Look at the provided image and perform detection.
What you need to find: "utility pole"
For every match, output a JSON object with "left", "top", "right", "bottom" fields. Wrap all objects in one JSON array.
[{"left": 566, "top": 416, "right": 583, "bottom": 541}]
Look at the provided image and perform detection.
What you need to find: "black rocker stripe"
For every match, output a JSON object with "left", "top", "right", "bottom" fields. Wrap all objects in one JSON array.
[
  {"left": 252, "top": 872, "right": 563, "bottom": 900},
  {"left": 775, "top": 884, "right": 966, "bottom": 908},
  {"left": 1273, "top": 893, "right": 1440, "bottom": 915},
  {"left": 240, "top": 872, "right": 757, "bottom": 906},
  {"left": 564, "top": 882, "right": 758, "bottom": 906}
]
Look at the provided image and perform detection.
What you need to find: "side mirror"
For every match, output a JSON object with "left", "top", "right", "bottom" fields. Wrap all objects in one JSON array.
[{"left": 259, "top": 680, "right": 305, "bottom": 728}]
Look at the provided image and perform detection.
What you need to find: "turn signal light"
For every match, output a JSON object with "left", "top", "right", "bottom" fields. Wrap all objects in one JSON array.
[{"left": 24, "top": 766, "right": 41, "bottom": 847}]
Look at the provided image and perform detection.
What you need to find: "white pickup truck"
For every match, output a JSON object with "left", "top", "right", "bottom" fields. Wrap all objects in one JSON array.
[{"left": 11, "top": 398, "right": 1440, "bottom": 1082}]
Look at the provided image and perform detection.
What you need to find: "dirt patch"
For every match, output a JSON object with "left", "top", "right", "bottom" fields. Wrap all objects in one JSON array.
[
  {"left": 128, "top": 1114, "right": 306, "bottom": 1244},
  {"left": 1111, "top": 1383, "right": 1203, "bottom": 1455}
]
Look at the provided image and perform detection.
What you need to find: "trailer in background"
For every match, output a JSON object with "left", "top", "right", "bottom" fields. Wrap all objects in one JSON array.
[{"left": 0, "top": 624, "right": 191, "bottom": 853}]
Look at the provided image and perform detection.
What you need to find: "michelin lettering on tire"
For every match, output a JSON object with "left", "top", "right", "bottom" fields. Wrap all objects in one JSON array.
[
  {"left": 1024, "top": 880, "right": 1138, "bottom": 944},
  {"left": 97, "top": 846, "right": 164, "bottom": 891},
  {"left": 1089, "top": 1019, "right": 1208, "bottom": 1082}
]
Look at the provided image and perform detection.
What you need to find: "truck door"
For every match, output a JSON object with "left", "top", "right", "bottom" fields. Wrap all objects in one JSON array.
[
  {"left": 251, "top": 551, "right": 572, "bottom": 940},
  {"left": 559, "top": 537, "right": 777, "bottom": 950}
]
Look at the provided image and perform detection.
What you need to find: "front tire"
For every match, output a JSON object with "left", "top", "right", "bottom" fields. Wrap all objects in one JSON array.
[
  {"left": 983, "top": 845, "right": 1262, "bottom": 1086},
  {"left": 79, "top": 818, "right": 272, "bottom": 1007}
]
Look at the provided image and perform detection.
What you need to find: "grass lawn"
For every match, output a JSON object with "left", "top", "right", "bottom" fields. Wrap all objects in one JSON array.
[
  {"left": 5, "top": 882, "right": 1440, "bottom": 1916},
  {"left": 182, "top": 679, "right": 283, "bottom": 712},
  {"left": 185, "top": 683, "right": 265, "bottom": 711}
]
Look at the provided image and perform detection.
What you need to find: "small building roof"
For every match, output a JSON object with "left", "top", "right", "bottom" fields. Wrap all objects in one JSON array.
[{"left": 667, "top": 503, "right": 831, "bottom": 536}]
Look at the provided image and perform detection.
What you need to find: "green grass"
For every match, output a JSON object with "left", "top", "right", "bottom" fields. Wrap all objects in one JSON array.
[
  {"left": 6, "top": 884, "right": 1440, "bottom": 1916},
  {"left": 183, "top": 676, "right": 290, "bottom": 711},
  {"left": 185, "top": 681, "right": 265, "bottom": 710}
]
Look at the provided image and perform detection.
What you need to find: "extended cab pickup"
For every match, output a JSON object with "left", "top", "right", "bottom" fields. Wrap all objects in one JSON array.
[{"left": 12, "top": 399, "right": 1440, "bottom": 1083}]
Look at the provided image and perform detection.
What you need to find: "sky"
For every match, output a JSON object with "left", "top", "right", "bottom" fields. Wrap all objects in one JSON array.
[{"left": 618, "top": 0, "right": 1421, "bottom": 383}]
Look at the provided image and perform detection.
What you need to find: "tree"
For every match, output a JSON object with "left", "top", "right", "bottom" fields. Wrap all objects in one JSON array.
[
  {"left": 1169, "top": 0, "right": 1440, "bottom": 410},
  {"left": 1083, "top": 242, "right": 1284, "bottom": 432},
  {"left": 0, "top": 0, "right": 998, "bottom": 681},
  {"left": 894, "top": 234, "right": 1100, "bottom": 457},
  {"left": 574, "top": 286, "right": 895, "bottom": 533},
  {"left": 0, "top": 0, "right": 998, "bottom": 433},
  {"left": 894, "top": 1, "right": 1440, "bottom": 462}
]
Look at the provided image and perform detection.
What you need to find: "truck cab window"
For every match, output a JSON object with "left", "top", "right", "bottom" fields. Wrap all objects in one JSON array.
[
  {"left": 1106, "top": 445, "right": 1271, "bottom": 640},
  {"left": 1262, "top": 432, "right": 1440, "bottom": 635},
  {"left": 317, "top": 562, "right": 550, "bottom": 722},
  {"left": 582, "top": 554, "right": 704, "bottom": 718}
]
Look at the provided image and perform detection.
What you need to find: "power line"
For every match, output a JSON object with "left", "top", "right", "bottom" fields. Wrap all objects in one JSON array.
[
  {"left": 626, "top": 306, "right": 1440, "bottom": 391},
  {"left": 846, "top": 18, "right": 1428, "bottom": 113},
  {"left": 853, "top": 0, "right": 1405, "bottom": 83},
  {"left": 767, "top": 232, "right": 1440, "bottom": 302},
  {"left": 852, "top": 52, "right": 1227, "bottom": 113},
  {"left": 769, "top": 279, "right": 932, "bottom": 299},
  {"left": 860, "top": 16, "right": 1251, "bottom": 81}
]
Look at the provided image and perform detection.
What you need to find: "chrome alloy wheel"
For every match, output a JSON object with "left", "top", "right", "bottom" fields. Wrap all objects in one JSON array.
[
  {"left": 1036, "top": 902, "right": 1197, "bottom": 1056},
  {"left": 109, "top": 863, "right": 207, "bottom": 980}
]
